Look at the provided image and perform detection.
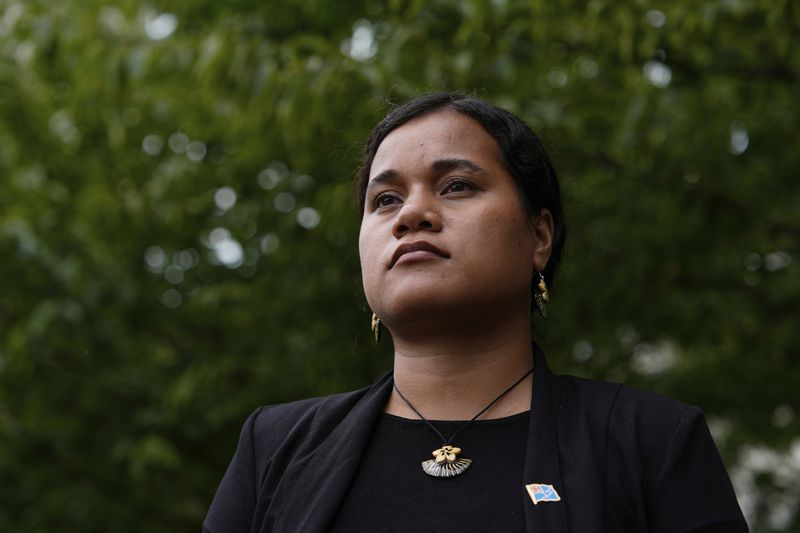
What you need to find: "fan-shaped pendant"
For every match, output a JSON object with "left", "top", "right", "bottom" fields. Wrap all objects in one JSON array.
[{"left": 421, "top": 445, "right": 473, "bottom": 478}]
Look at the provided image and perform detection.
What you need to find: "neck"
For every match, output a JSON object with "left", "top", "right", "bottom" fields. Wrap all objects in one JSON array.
[{"left": 384, "top": 310, "right": 535, "bottom": 421}]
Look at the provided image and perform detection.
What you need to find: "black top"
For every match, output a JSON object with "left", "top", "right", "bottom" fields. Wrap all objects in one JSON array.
[
  {"left": 203, "top": 346, "right": 748, "bottom": 532},
  {"left": 330, "top": 412, "right": 531, "bottom": 532}
]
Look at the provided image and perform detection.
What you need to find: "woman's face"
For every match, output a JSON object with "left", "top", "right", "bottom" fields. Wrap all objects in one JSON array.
[{"left": 359, "top": 110, "right": 552, "bottom": 327}]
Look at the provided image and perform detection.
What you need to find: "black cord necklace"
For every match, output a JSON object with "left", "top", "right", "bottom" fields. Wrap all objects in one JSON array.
[{"left": 393, "top": 367, "right": 534, "bottom": 478}]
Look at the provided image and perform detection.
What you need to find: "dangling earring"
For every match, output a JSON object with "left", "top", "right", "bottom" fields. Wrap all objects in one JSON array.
[
  {"left": 371, "top": 312, "right": 382, "bottom": 342},
  {"left": 534, "top": 272, "right": 549, "bottom": 317}
]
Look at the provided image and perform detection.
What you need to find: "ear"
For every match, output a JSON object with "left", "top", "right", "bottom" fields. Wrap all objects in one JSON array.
[{"left": 531, "top": 208, "right": 554, "bottom": 273}]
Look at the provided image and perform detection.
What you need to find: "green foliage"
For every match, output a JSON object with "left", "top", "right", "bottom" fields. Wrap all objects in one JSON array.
[{"left": 1, "top": 0, "right": 797, "bottom": 530}]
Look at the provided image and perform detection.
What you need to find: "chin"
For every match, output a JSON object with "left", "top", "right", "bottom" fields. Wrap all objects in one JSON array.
[
  {"left": 382, "top": 290, "right": 486, "bottom": 324},
  {"left": 378, "top": 279, "right": 530, "bottom": 326}
]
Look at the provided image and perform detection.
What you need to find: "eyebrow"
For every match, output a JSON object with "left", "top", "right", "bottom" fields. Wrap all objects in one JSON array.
[
  {"left": 366, "top": 158, "right": 486, "bottom": 194},
  {"left": 432, "top": 158, "right": 484, "bottom": 174}
]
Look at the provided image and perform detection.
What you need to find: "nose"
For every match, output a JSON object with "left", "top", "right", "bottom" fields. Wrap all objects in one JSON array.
[{"left": 392, "top": 195, "right": 443, "bottom": 239}]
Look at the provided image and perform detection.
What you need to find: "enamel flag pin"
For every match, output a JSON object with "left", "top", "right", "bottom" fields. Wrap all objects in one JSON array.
[{"left": 525, "top": 483, "right": 561, "bottom": 505}]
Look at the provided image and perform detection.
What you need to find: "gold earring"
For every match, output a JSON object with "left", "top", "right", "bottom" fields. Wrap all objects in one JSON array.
[
  {"left": 534, "top": 272, "right": 549, "bottom": 317},
  {"left": 371, "top": 313, "right": 382, "bottom": 342}
]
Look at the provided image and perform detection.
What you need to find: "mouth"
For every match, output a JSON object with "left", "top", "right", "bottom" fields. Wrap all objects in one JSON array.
[{"left": 390, "top": 241, "right": 449, "bottom": 268}]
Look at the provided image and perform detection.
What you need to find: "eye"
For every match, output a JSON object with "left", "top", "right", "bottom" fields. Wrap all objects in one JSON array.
[
  {"left": 442, "top": 178, "right": 474, "bottom": 194},
  {"left": 374, "top": 192, "right": 401, "bottom": 209}
]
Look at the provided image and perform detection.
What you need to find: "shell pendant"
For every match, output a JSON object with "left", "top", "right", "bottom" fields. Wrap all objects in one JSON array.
[{"left": 421, "top": 445, "right": 472, "bottom": 478}]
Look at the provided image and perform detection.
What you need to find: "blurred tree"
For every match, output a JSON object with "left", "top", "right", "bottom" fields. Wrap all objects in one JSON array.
[{"left": 0, "top": 0, "right": 797, "bottom": 531}]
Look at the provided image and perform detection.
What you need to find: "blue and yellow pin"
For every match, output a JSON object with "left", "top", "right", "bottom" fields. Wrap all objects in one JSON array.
[{"left": 525, "top": 483, "right": 561, "bottom": 505}]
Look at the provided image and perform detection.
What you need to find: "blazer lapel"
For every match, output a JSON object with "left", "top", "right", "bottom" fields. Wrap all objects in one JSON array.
[
  {"left": 523, "top": 345, "right": 569, "bottom": 531},
  {"left": 273, "top": 373, "right": 393, "bottom": 533}
]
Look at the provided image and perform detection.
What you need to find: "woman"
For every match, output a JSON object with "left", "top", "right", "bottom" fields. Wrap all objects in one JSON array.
[{"left": 204, "top": 93, "right": 747, "bottom": 532}]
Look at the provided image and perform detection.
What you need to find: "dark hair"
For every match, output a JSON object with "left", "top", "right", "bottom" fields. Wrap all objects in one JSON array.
[{"left": 356, "top": 92, "right": 566, "bottom": 288}]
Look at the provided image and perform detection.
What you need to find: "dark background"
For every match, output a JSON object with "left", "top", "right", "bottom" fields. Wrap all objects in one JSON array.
[{"left": 1, "top": 0, "right": 798, "bottom": 531}]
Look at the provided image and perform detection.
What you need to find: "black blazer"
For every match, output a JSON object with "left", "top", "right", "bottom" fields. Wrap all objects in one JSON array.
[{"left": 204, "top": 347, "right": 747, "bottom": 532}]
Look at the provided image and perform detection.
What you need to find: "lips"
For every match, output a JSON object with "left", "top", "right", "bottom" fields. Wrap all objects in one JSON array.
[{"left": 390, "top": 241, "right": 449, "bottom": 268}]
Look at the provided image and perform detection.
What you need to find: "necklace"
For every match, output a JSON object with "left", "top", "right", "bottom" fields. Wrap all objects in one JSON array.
[{"left": 393, "top": 367, "right": 533, "bottom": 478}]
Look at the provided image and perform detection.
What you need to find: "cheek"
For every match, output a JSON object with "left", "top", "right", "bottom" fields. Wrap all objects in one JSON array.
[
  {"left": 484, "top": 211, "right": 536, "bottom": 272},
  {"left": 358, "top": 229, "right": 371, "bottom": 274},
  {"left": 358, "top": 224, "right": 380, "bottom": 289}
]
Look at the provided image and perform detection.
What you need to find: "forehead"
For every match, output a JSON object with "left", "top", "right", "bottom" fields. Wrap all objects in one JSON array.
[{"left": 370, "top": 110, "right": 503, "bottom": 178}]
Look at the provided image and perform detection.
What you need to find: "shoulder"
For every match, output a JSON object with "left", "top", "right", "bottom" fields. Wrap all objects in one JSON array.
[
  {"left": 204, "top": 381, "right": 390, "bottom": 532},
  {"left": 555, "top": 372, "right": 700, "bottom": 431},
  {"left": 552, "top": 373, "right": 746, "bottom": 530},
  {"left": 246, "top": 384, "right": 378, "bottom": 452},
  {"left": 242, "top": 373, "right": 393, "bottom": 469},
  {"left": 552, "top": 372, "right": 709, "bottom": 476}
]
